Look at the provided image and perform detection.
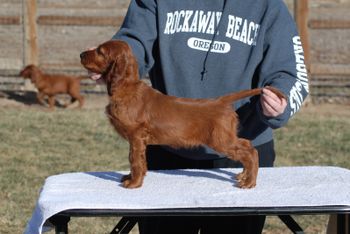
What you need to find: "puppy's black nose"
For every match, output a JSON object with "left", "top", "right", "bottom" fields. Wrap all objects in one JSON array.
[{"left": 80, "top": 52, "right": 86, "bottom": 60}]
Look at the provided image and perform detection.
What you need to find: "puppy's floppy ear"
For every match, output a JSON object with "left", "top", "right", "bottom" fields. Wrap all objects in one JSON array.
[
  {"left": 103, "top": 47, "right": 129, "bottom": 92},
  {"left": 20, "top": 65, "right": 38, "bottom": 80},
  {"left": 29, "top": 65, "right": 41, "bottom": 81},
  {"left": 104, "top": 61, "right": 117, "bottom": 96},
  {"left": 105, "top": 54, "right": 127, "bottom": 95},
  {"left": 102, "top": 41, "right": 137, "bottom": 95},
  {"left": 114, "top": 52, "right": 129, "bottom": 79}
]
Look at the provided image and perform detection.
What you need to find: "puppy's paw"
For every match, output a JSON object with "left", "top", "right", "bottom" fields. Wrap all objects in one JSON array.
[
  {"left": 237, "top": 173, "right": 257, "bottom": 189},
  {"left": 122, "top": 178, "right": 143, "bottom": 189},
  {"left": 121, "top": 174, "right": 143, "bottom": 189},
  {"left": 238, "top": 179, "right": 256, "bottom": 189},
  {"left": 236, "top": 171, "right": 247, "bottom": 182}
]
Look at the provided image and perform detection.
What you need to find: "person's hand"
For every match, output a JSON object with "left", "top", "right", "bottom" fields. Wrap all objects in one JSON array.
[{"left": 260, "top": 87, "right": 287, "bottom": 117}]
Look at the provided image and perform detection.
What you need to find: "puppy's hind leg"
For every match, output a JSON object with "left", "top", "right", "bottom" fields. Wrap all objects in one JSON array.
[
  {"left": 76, "top": 95, "right": 84, "bottom": 108},
  {"left": 69, "top": 85, "right": 84, "bottom": 108},
  {"left": 62, "top": 97, "right": 76, "bottom": 108},
  {"left": 211, "top": 138, "right": 258, "bottom": 189},
  {"left": 228, "top": 139, "right": 259, "bottom": 188}
]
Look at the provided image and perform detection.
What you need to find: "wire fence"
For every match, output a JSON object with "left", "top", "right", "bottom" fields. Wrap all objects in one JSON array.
[{"left": 0, "top": 0, "right": 349, "bottom": 101}]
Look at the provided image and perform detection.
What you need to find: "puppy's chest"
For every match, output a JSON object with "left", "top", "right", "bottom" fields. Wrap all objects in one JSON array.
[
  {"left": 106, "top": 102, "right": 140, "bottom": 139},
  {"left": 35, "top": 80, "right": 49, "bottom": 90}
]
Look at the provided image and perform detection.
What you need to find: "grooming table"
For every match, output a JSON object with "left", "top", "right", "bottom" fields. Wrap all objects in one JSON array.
[{"left": 25, "top": 166, "right": 350, "bottom": 234}]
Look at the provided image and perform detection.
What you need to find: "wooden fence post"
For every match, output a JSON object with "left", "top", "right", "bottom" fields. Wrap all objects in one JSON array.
[
  {"left": 294, "top": 0, "right": 310, "bottom": 69},
  {"left": 294, "top": 0, "right": 311, "bottom": 104},
  {"left": 23, "top": 0, "right": 38, "bottom": 90}
]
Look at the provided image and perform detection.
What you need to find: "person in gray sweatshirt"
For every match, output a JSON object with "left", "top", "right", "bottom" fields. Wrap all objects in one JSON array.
[{"left": 89, "top": 0, "right": 309, "bottom": 233}]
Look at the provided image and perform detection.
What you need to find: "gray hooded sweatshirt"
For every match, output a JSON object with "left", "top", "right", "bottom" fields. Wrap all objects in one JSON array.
[{"left": 112, "top": 0, "right": 309, "bottom": 160}]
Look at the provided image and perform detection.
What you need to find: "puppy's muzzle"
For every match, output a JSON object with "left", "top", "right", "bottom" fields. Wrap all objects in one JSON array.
[{"left": 80, "top": 51, "right": 88, "bottom": 60}]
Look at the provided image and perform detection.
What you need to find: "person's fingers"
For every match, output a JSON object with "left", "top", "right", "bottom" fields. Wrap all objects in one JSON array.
[
  {"left": 261, "top": 96, "right": 279, "bottom": 117},
  {"left": 261, "top": 88, "right": 287, "bottom": 117}
]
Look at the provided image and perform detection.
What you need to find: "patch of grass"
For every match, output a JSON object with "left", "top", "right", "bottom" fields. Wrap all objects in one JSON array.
[
  {"left": 274, "top": 105, "right": 350, "bottom": 168},
  {"left": 0, "top": 106, "right": 130, "bottom": 233},
  {"left": 0, "top": 103, "right": 349, "bottom": 233},
  {"left": 266, "top": 104, "right": 350, "bottom": 234}
]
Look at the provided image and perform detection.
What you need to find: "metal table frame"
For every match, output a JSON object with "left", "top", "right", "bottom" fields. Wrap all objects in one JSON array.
[{"left": 49, "top": 206, "right": 350, "bottom": 234}]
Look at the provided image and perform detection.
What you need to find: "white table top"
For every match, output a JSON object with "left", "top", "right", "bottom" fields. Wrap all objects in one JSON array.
[{"left": 25, "top": 166, "right": 350, "bottom": 234}]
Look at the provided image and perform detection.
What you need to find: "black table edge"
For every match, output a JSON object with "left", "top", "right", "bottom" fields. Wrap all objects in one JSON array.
[{"left": 55, "top": 205, "right": 350, "bottom": 217}]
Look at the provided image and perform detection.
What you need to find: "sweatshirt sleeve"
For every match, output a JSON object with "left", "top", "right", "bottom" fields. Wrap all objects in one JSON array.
[
  {"left": 256, "top": 1, "right": 309, "bottom": 129},
  {"left": 112, "top": 0, "right": 158, "bottom": 77}
]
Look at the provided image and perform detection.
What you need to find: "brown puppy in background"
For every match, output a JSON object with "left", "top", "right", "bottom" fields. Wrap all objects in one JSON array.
[
  {"left": 80, "top": 40, "right": 286, "bottom": 189},
  {"left": 19, "top": 65, "right": 85, "bottom": 109}
]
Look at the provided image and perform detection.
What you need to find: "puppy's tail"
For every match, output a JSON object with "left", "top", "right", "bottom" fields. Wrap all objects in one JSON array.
[{"left": 219, "top": 86, "right": 286, "bottom": 104}]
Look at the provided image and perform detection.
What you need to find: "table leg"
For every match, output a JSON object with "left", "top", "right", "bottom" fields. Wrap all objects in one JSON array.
[
  {"left": 337, "top": 214, "right": 350, "bottom": 234},
  {"left": 49, "top": 215, "right": 71, "bottom": 234},
  {"left": 110, "top": 217, "right": 137, "bottom": 234},
  {"left": 278, "top": 215, "right": 304, "bottom": 234}
]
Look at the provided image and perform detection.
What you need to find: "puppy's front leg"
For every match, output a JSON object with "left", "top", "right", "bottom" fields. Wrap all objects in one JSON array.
[
  {"left": 48, "top": 96, "right": 56, "bottom": 109},
  {"left": 122, "top": 133, "right": 148, "bottom": 189},
  {"left": 36, "top": 92, "right": 45, "bottom": 106}
]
